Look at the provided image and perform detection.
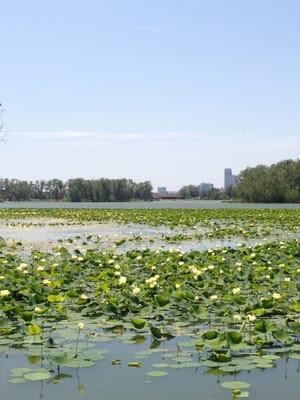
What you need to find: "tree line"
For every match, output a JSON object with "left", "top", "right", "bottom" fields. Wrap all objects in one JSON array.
[
  {"left": 179, "top": 185, "right": 226, "bottom": 200},
  {"left": 178, "top": 159, "right": 300, "bottom": 203},
  {"left": 0, "top": 178, "right": 153, "bottom": 202},
  {"left": 235, "top": 159, "right": 300, "bottom": 203}
]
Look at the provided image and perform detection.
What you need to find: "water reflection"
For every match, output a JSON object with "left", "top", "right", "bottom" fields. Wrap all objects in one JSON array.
[{"left": 1, "top": 335, "right": 300, "bottom": 400}]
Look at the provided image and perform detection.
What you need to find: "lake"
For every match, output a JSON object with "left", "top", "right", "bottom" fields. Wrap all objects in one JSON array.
[
  {"left": 0, "top": 207, "right": 299, "bottom": 400},
  {"left": 0, "top": 200, "right": 300, "bottom": 209}
]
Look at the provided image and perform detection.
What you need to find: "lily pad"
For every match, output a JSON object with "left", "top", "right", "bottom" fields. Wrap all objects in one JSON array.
[
  {"left": 221, "top": 381, "right": 251, "bottom": 390},
  {"left": 147, "top": 370, "right": 168, "bottom": 377}
]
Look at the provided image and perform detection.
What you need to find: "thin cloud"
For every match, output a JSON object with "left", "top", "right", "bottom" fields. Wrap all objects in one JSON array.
[
  {"left": 9, "top": 131, "right": 299, "bottom": 154},
  {"left": 11, "top": 131, "right": 208, "bottom": 142}
]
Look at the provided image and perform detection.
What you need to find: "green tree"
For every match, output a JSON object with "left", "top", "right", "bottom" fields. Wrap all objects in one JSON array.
[{"left": 179, "top": 185, "right": 199, "bottom": 199}]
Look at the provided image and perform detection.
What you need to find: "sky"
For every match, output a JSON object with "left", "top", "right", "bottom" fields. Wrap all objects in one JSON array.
[{"left": 0, "top": 0, "right": 299, "bottom": 190}]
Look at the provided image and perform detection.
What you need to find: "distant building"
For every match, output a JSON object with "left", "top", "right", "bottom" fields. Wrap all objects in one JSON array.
[
  {"left": 157, "top": 187, "right": 167, "bottom": 194},
  {"left": 198, "top": 182, "right": 214, "bottom": 193},
  {"left": 153, "top": 189, "right": 183, "bottom": 200},
  {"left": 224, "top": 168, "right": 237, "bottom": 189}
]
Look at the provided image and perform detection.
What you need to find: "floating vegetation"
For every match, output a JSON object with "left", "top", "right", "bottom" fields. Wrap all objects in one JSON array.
[{"left": 0, "top": 208, "right": 299, "bottom": 398}]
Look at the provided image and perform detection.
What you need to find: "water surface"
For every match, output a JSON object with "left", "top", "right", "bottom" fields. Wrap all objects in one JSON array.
[{"left": 1, "top": 200, "right": 300, "bottom": 209}]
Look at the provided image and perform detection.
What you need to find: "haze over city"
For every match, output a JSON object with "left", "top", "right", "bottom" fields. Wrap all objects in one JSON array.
[{"left": 1, "top": 0, "right": 299, "bottom": 190}]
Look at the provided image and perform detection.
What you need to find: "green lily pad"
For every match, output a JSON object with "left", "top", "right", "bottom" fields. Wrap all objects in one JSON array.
[
  {"left": 60, "top": 358, "right": 95, "bottom": 368},
  {"left": 221, "top": 381, "right": 251, "bottom": 390},
  {"left": 11, "top": 367, "right": 33, "bottom": 376},
  {"left": 147, "top": 370, "right": 168, "bottom": 377},
  {"left": 24, "top": 370, "right": 51, "bottom": 381},
  {"left": 9, "top": 378, "right": 27, "bottom": 384},
  {"left": 131, "top": 319, "right": 146, "bottom": 329}
]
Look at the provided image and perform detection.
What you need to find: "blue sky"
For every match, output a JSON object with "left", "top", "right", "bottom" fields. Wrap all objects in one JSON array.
[{"left": 1, "top": 0, "right": 299, "bottom": 189}]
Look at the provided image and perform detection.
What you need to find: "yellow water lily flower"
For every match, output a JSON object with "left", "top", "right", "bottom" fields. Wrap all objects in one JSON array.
[{"left": 0, "top": 289, "right": 10, "bottom": 297}]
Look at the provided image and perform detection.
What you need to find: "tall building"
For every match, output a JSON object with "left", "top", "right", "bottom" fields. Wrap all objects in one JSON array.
[
  {"left": 224, "top": 168, "right": 237, "bottom": 189},
  {"left": 198, "top": 182, "right": 214, "bottom": 193}
]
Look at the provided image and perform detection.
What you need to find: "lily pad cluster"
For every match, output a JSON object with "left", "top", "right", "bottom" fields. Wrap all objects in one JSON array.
[{"left": 0, "top": 207, "right": 299, "bottom": 398}]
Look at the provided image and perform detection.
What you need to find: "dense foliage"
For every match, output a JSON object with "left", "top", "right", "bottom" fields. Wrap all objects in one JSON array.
[
  {"left": 179, "top": 184, "right": 225, "bottom": 200},
  {"left": 236, "top": 159, "right": 300, "bottom": 203},
  {"left": 0, "top": 178, "right": 153, "bottom": 202},
  {"left": 1, "top": 207, "right": 298, "bottom": 231}
]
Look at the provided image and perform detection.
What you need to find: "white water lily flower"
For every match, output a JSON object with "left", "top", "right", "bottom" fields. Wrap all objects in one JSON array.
[
  {"left": 16, "top": 263, "right": 27, "bottom": 271},
  {"left": 175, "top": 283, "right": 181, "bottom": 289},
  {"left": 284, "top": 277, "right": 290, "bottom": 282},
  {"left": 189, "top": 265, "right": 202, "bottom": 278},
  {"left": 43, "top": 279, "right": 51, "bottom": 285},
  {"left": 132, "top": 286, "right": 141, "bottom": 295},
  {"left": 118, "top": 276, "right": 127, "bottom": 285},
  {"left": 233, "top": 314, "right": 242, "bottom": 322},
  {"left": 0, "top": 276, "right": 5, "bottom": 280},
  {"left": 114, "top": 270, "right": 121, "bottom": 276},
  {"left": 145, "top": 274, "right": 160, "bottom": 288},
  {"left": 247, "top": 314, "right": 256, "bottom": 322},
  {"left": 37, "top": 266, "right": 44, "bottom": 271},
  {"left": 232, "top": 287, "right": 241, "bottom": 295},
  {"left": 80, "top": 294, "right": 89, "bottom": 300},
  {"left": 272, "top": 292, "right": 281, "bottom": 300},
  {"left": 0, "top": 289, "right": 10, "bottom": 297},
  {"left": 34, "top": 306, "right": 42, "bottom": 313},
  {"left": 77, "top": 322, "right": 85, "bottom": 330},
  {"left": 209, "top": 295, "right": 218, "bottom": 301}
]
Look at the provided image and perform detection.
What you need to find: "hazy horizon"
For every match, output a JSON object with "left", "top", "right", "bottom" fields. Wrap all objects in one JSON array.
[{"left": 1, "top": 0, "right": 299, "bottom": 190}]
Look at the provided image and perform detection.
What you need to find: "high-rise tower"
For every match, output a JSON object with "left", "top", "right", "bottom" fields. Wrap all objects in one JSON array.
[{"left": 224, "top": 168, "right": 234, "bottom": 189}]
